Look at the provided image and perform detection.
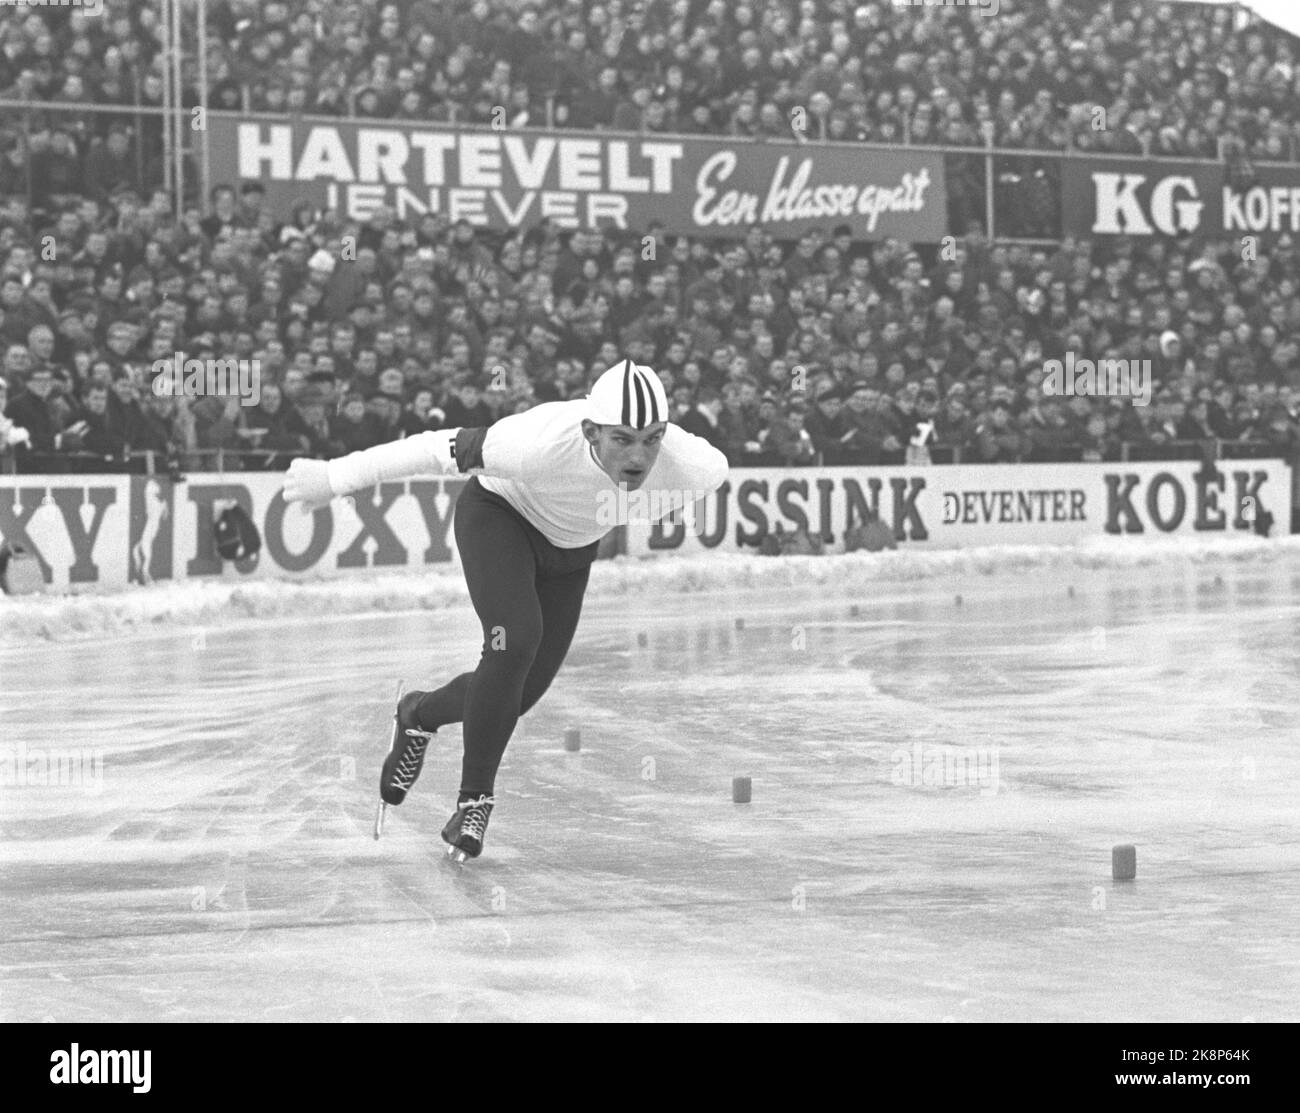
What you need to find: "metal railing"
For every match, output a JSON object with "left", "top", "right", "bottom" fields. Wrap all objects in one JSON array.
[
  {"left": 0, "top": 447, "right": 309, "bottom": 476},
  {"left": 2, "top": 437, "right": 1291, "bottom": 477}
]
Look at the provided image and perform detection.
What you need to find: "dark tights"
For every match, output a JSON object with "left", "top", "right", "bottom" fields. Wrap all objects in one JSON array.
[{"left": 413, "top": 478, "right": 597, "bottom": 796}]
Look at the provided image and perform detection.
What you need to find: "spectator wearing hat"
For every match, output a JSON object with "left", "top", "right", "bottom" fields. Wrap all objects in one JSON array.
[
  {"left": 805, "top": 385, "right": 849, "bottom": 464},
  {"left": 24, "top": 321, "right": 60, "bottom": 376}
]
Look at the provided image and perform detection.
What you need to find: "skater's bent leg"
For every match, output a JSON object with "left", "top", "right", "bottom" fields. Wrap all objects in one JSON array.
[
  {"left": 446, "top": 486, "right": 545, "bottom": 797},
  {"left": 412, "top": 484, "right": 535, "bottom": 735},
  {"left": 517, "top": 564, "right": 593, "bottom": 717}
]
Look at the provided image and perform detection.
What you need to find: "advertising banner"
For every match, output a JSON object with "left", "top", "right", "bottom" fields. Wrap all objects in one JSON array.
[
  {"left": 208, "top": 116, "right": 946, "bottom": 241},
  {"left": 1061, "top": 157, "right": 1222, "bottom": 238},
  {"left": 1063, "top": 155, "right": 1300, "bottom": 242},
  {"left": 1, "top": 461, "right": 1287, "bottom": 591},
  {"left": 623, "top": 460, "right": 1291, "bottom": 556}
]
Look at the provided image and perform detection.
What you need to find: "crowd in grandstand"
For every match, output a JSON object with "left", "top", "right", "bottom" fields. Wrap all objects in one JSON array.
[
  {"left": 1, "top": 0, "right": 1299, "bottom": 478},
  {"left": 4, "top": 1, "right": 1300, "bottom": 156}
]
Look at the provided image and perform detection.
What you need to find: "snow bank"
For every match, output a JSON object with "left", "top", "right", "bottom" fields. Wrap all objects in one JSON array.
[{"left": 4, "top": 535, "right": 1299, "bottom": 642}]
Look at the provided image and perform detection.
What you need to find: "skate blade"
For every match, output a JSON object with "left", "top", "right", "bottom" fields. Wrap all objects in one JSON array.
[
  {"left": 374, "top": 800, "right": 387, "bottom": 840},
  {"left": 445, "top": 845, "right": 469, "bottom": 865}
]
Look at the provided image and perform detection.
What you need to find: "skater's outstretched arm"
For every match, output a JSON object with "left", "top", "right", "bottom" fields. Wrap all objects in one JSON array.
[
  {"left": 282, "top": 428, "right": 463, "bottom": 506},
  {"left": 281, "top": 410, "right": 542, "bottom": 506}
]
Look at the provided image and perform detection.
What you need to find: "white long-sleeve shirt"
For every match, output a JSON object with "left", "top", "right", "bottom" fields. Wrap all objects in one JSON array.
[{"left": 327, "top": 399, "right": 730, "bottom": 549}]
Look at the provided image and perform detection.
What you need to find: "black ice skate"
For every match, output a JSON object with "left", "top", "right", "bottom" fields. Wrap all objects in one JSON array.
[
  {"left": 373, "top": 686, "right": 437, "bottom": 839},
  {"left": 441, "top": 795, "right": 495, "bottom": 863}
]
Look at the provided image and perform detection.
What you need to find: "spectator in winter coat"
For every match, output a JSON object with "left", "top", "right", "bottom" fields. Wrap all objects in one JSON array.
[
  {"left": 804, "top": 387, "right": 850, "bottom": 464},
  {"left": 716, "top": 382, "right": 752, "bottom": 464},
  {"left": 1207, "top": 386, "right": 1236, "bottom": 437},
  {"left": 838, "top": 383, "right": 897, "bottom": 465},
  {"left": 769, "top": 403, "right": 818, "bottom": 466},
  {"left": 6, "top": 366, "right": 84, "bottom": 464},
  {"left": 0, "top": 376, "right": 30, "bottom": 460},
  {"left": 76, "top": 382, "right": 123, "bottom": 459},
  {"left": 441, "top": 378, "right": 495, "bottom": 428},
  {"left": 679, "top": 386, "right": 729, "bottom": 454},
  {"left": 82, "top": 125, "right": 139, "bottom": 202},
  {"left": 332, "top": 392, "right": 384, "bottom": 453},
  {"left": 134, "top": 392, "right": 186, "bottom": 462},
  {"left": 294, "top": 388, "right": 343, "bottom": 458},
  {"left": 366, "top": 390, "right": 404, "bottom": 443},
  {"left": 738, "top": 393, "right": 782, "bottom": 466},
  {"left": 975, "top": 401, "right": 1025, "bottom": 462},
  {"left": 935, "top": 394, "right": 976, "bottom": 460},
  {"left": 398, "top": 387, "right": 446, "bottom": 437},
  {"left": 1181, "top": 399, "right": 1218, "bottom": 442},
  {"left": 1259, "top": 406, "right": 1299, "bottom": 457},
  {"left": 191, "top": 394, "right": 244, "bottom": 456},
  {"left": 1079, "top": 413, "right": 1122, "bottom": 462},
  {"left": 1024, "top": 398, "right": 1080, "bottom": 461}
]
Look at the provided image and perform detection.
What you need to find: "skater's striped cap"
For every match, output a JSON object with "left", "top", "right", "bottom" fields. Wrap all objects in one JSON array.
[{"left": 587, "top": 359, "right": 667, "bottom": 430}]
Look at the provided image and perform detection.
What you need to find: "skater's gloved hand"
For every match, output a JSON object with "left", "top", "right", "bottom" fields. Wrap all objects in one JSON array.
[{"left": 282, "top": 457, "right": 334, "bottom": 509}]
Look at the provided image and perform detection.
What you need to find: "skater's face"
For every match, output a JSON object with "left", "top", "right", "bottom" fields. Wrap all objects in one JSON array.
[{"left": 582, "top": 419, "right": 667, "bottom": 490}]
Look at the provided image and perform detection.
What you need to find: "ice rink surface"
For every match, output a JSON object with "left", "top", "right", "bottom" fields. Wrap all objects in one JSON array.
[{"left": 2, "top": 556, "right": 1299, "bottom": 1022}]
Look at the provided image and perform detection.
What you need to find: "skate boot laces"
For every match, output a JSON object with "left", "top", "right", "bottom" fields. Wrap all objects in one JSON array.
[
  {"left": 392, "top": 728, "right": 436, "bottom": 791},
  {"left": 458, "top": 794, "right": 495, "bottom": 842}
]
